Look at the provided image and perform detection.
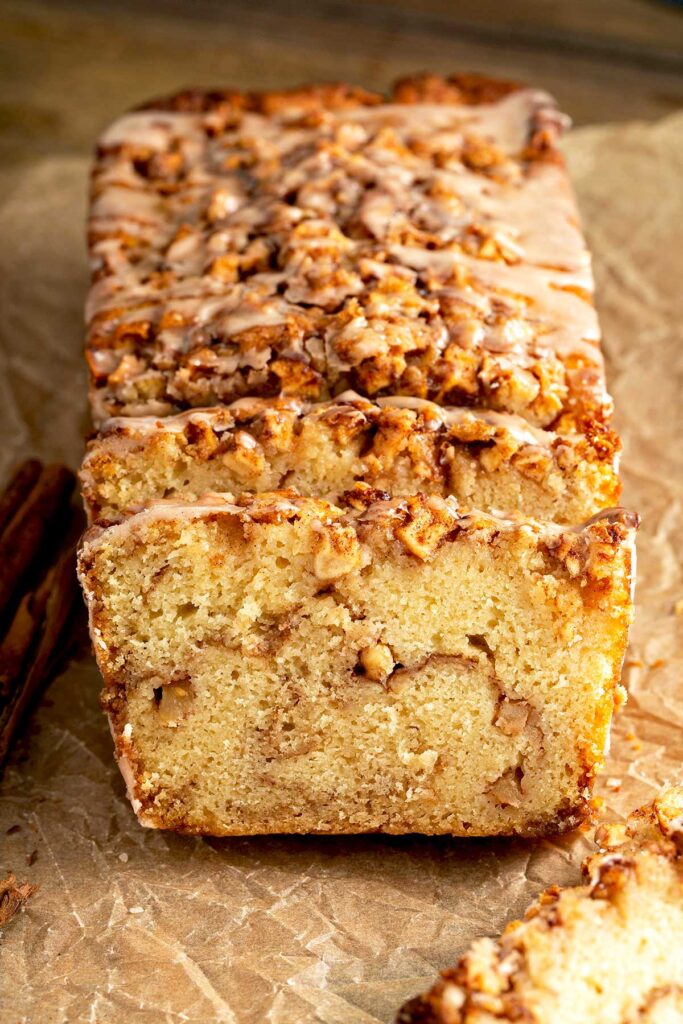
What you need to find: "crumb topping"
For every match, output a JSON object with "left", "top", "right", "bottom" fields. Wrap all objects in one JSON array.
[
  {"left": 87, "top": 75, "right": 606, "bottom": 427},
  {"left": 86, "top": 393, "right": 620, "bottom": 486},
  {"left": 79, "top": 487, "right": 637, "bottom": 580}
]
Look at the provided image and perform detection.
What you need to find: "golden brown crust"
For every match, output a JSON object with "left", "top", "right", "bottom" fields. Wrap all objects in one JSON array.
[
  {"left": 391, "top": 73, "right": 522, "bottom": 107},
  {"left": 135, "top": 81, "right": 385, "bottom": 115},
  {"left": 136, "top": 74, "right": 523, "bottom": 117}
]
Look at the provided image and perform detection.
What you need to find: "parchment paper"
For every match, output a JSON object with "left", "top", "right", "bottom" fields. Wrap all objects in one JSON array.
[{"left": 0, "top": 112, "right": 682, "bottom": 1024}]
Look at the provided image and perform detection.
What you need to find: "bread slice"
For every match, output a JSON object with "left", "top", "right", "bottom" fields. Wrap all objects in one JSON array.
[
  {"left": 398, "top": 785, "right": 683, "bottom": 1024},
  {"left": 86, "top": 74, "right": 608, "bottom": 438},
  {"left": 81, "top": 394, "right": 620, "bottom": 524},
  {"left": 77, "top": 490, "right": 636, "bottom": 837}
]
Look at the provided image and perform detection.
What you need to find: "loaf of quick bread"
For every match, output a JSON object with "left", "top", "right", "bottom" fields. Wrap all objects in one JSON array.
[{"left": 79, "top": 73, "right": 637, "bottom": 837}]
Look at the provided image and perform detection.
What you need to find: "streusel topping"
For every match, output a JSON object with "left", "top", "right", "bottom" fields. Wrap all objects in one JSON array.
[{"left": 87, "top": 75, "right": 606, "bottom": 426}]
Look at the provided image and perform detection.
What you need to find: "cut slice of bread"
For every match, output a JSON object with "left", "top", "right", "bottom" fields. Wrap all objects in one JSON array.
[
  {"left": 81, "top": 394, "right": 619, "bottom": 524},
  {"left": 77, "top": 490, "right": 636, "bottom": 837}
]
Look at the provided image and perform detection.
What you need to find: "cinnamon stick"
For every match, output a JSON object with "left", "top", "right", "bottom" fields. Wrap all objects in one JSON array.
[
  {"left": 0, "top": 459, "right": 82, "bottom": 765},
  {"left": 0, "top": 460, "right": 42, "bottom": 536},
  {"left": 0, "top": 463, "right": 75, "bottom": 616},
  {"left": 0, "top": 544, "right": 80, "bottom": 761},
  {"left": 0, "top": 540, "right": 80, "bottom": 765},
  {"left": 0, "top": 579, "right": 52, "bottom": 700}
]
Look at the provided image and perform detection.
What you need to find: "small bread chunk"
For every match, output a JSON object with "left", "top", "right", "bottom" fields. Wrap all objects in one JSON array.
[
  {"left": 77, "top": 491, "right": 636, "bottom": 837},
  {"left": 398, "top": 785, "right": 683, "bottom": 1024}
]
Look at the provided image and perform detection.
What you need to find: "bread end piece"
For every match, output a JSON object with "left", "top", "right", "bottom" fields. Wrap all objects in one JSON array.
[{"left": 398, "top": 785, "right": 683, "bottom": 1023}]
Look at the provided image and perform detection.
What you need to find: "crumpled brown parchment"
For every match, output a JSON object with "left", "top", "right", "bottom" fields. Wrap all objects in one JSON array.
[{"left": 0, "top": 112, "right": 682, "bottom": 1024}]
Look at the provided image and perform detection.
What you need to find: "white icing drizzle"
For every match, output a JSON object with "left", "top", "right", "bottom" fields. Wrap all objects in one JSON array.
[
  {"left": 96, "top": 393, "right": 558, "bottom": 450},
  {"left": 373, "top": 395, "right": 557, "bottom": 445},
  {"left": 388, "top": 245, "right": 601, "bottom": 364},
  {"left": 98, "top": 111, "right": 202, "bottom": 149},
  {"left": 87, "top": 83, "right": 607, "bottom": 421},
  {"left": 339, "top": 91, "right": 567, "bottom": 156}
]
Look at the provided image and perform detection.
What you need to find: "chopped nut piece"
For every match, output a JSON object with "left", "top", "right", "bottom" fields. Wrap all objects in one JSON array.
[
  {"left": 359, "top": 643, "right": 394, "bottom": 682},
  {"left": 486, "top": 766, "right": 525, "bottom": 807},
  {"left": 394, "top": 495, "right": 456, "bottom": 560},
  {"left": 494, "top": 697, "right": 531, "bottom": 737},
  {"left": 312, "top": 524, "right": 366, "bottom": 580},
  {"left": 221, "top": 433, "right": 266, "bottom": 479}
]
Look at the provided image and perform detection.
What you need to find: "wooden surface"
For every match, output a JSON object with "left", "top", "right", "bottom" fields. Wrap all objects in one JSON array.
[{"left": 0, "top": 0, "right": 681, "bottom": 167}]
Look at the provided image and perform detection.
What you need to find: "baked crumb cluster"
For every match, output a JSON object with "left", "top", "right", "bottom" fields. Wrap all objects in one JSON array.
[
  {"left": 79, "top": 74, "right": 637, "bottom": 842},
  {"left": 87, "top": 73, "right": 606, "bottom": 429},
  {"left": 399, "top": 786, "right": 683, "bottom": 1023}
]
